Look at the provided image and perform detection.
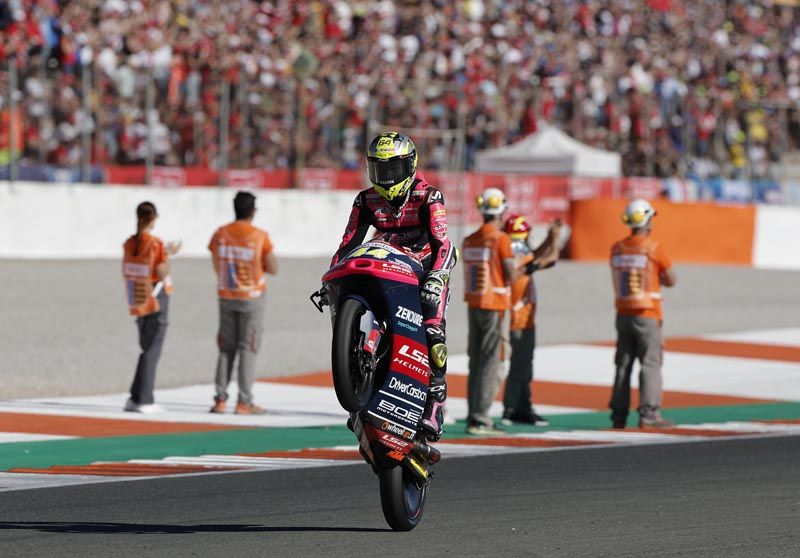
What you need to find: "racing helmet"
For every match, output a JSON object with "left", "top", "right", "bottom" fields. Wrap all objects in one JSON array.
[
  {"left": 367, "top": 132, "right": 418, "bottom": 207},
  {"left": 476, "top": 187, "right": 507, "bottom": 217},
  {"left": 504, "top": 213, "right": 532, "bottom": 240},
  {"left": 621, "top": 199, "right": 656, "bottom": 229}
]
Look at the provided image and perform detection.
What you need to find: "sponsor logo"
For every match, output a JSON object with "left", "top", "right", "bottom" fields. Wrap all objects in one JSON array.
[
  {"left": 378, "top": 399, "right": 422, "bottom": 426},
  {"left": 392, "top": 356, "right": 428, "bottom": 380},
  {"left": 395, "top": 306, "right": 423, "bottom": 326},
  {"left": 217, "top": 245, "right": 255, "bottom": 261},
  {"left": 433, "top": 209, "right": 446, "bottom": 218},
  {"left": 123, "top": 262, "right": 150, "bottom": 278},
  {"left": 539, "top": 196, "right": 570, "bottom": 211},
  {"left": 389, "top": 376, "right": 426, "bottom": 402},
  {"left": 399, "top": 344, "right": 429, "bottom": 367},
  {"left": 396, "top": 321, "right": 418, "bottom": 333},
  {"left": 612, "top": 254, "right": 647, "bottom": 269},
  {"left": 463, "top": 247, "right": 491, "bottom": 261},
  {"left": 382, "top": 421, "right": 414, "bottom": 439},
  {"left": 380, "top": 432, "right": 412, "bottom": 449},
  {"left": 386, "top": 449, "right": 406, "bottom": 461},
  {"left": 433, "top": 222, "right": 447, "bottom": 233},
  {"left": 377, "top": 261, "right": 414, "bottom": 276}
]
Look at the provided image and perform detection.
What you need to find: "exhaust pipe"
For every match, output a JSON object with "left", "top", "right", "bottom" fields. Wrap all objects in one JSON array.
[{"left": 413, "top": 440, "right": 441, "bottom": 464}]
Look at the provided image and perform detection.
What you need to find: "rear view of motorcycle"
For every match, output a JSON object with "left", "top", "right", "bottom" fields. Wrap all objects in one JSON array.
[{"left": 311, "top": 240, "right": 441, "bottom": 531}]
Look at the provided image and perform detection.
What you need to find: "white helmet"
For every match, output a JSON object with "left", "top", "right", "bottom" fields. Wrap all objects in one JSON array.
[
  {"left": 476, "top": 187, "right": 507, "bottom": 216},
  {"left": 621, "top": 199, "right": 656, "bottom": 229}
]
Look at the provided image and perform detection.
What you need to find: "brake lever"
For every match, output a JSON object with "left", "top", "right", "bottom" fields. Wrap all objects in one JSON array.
[{"left": 309, "top": 291, "right": 325, "bottom": 313}]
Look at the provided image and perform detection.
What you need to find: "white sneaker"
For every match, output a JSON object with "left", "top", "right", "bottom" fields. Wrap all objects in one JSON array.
[{"left": 124, "top": 399, "right": 165, "bottom": 414}]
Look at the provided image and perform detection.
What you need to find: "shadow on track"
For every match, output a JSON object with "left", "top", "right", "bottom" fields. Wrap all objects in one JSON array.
[{"left": 0, "top": 522, "right": 390, "bottom": 534}]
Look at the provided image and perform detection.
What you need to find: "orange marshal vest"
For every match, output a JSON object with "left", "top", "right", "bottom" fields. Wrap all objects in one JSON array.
[
  {"left": 611, "top": 235, "right": 664, "bottom": 319},
  {"left": 510, "top": 246, "right": 536, "bottom": 331},
  {"left": 211, "top": 222, "right": 271, "bottom": 300},
  {"left": 122, "top": 234, "right": 173, "bottom": 317},
  {"left": 462, "top": 224, "right": 511, "bottom": 311}
]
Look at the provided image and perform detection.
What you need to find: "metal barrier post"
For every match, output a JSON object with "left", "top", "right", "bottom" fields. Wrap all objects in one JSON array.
[
  {"left": 238, "top": 67, "right": 250, "bottom": 168},
  {"left": 9, "top": 59, "right": 19, "bottom": 184},
  {"left": 145, "top": 67, "right": 155, "bottom": 185},
  {"left": 219, "top": 79, "right": 230, "bottom": 187},
  {"left": 80, "top": 62, "right": 91, "bottom": 183}
]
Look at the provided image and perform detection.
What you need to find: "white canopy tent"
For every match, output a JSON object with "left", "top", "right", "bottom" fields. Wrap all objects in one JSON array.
[{"left": 474, "top": 125, "right": 622, "bottom": 177}]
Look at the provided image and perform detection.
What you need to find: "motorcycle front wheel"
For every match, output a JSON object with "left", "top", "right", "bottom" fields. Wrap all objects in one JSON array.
[
  {"left": 379, "top": 465, "right": 427, "bottom": 531},
  {"left": 331, "top": 297, "right": 375, "bottom": 412}
]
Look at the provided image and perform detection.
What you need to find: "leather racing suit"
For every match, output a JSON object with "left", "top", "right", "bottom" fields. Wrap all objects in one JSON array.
[{"left": 331, "top": 172, "right": 457, "bottom": 438}]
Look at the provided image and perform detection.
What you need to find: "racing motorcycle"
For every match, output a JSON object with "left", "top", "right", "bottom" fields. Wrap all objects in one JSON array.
[{"left": 310, "top": 239, "right": 441, "bottom": 531}]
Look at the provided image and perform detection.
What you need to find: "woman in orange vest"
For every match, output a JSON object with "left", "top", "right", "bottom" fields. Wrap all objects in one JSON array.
[
  {"left": 122, "top": 201, "right": 181, "bottom": 413},
  {"left": 610, "top": 199, "right": 676, "bottom": 429},
  {"left": 500, "top": 214, "right": 561, "bottom": 427}
]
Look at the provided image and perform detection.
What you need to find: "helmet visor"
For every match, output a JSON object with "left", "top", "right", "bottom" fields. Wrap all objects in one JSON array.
[{"left": 367, "top": 155, "right": 415, "bottom": 188}]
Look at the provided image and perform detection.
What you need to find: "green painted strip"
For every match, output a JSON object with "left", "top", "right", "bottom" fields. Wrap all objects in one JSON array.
[
  {"left": 4, "top": 402, "right": 800, "bottom": 471},
  {"left": 0, "top": 426, "right": 355, "bottom": 471},
  {"left": 495, "top": 402, "right": 800, "bottom": 433}
]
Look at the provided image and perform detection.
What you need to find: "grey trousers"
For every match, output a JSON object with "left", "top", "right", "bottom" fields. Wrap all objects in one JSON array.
[
  {"left": 215, "top": 296, "right": 265, "bottom": 405},
  {"left": 467, "top": 308, "right": 504, "bottom": 427},
  {"left": 503, "top": 326, "right": 536, "bottom": 417},
  {"left": 610, "top": 314, "right": 664, "bottom": 422},
  {"left": 130, "top": 290, "right": 169, "bottom": 405}
]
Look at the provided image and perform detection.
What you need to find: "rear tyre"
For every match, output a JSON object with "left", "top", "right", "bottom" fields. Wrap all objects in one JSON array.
[
  {"left": 379, "top": 465, "right": 427, "bottom": 531},
  {"left": 331, "top": 298, "right": 374, "bottom": 412}
]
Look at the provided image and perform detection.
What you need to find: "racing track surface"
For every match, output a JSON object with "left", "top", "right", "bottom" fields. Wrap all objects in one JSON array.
[
  {"left": 1, "top": 435, "right": 799, "bottom": 557},
  {"left": 2, "top": 259, "right": 800, "bottom": 398}
]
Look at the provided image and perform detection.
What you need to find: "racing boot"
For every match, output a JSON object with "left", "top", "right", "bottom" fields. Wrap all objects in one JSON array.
[{"left": 419, "top": 327, "right": 448, "bottom": 441}]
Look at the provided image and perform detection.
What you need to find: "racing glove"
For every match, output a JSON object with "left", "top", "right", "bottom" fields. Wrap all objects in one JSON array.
[{"left": 421, "top": 270, "right": 448, "bottom": 307}]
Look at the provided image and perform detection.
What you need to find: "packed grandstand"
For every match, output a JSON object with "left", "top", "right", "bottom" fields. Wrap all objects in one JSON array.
[{"left": 2, "top": 0, "right": 800, "bottom": 181}]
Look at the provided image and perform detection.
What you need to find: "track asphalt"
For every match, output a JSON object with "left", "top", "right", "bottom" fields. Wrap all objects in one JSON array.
[
  {"left": 2, "top": 259, "right": 800, "bottom": 397},
  {"left": 1, "top": 260, "right": 799, "bottom": 554},
  {"left": 1, "top": 436, "right": 799, "bottom": 557}
]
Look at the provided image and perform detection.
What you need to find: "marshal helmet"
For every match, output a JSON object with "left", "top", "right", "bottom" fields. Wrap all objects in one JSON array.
[
  {"left": 476, "top": 187, "right": 507, "bottom": 217},
  {"left": 621, "top": 199, "right": 656, "bottom": 229}
]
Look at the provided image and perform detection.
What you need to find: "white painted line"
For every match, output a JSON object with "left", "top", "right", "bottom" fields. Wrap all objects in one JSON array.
[
  {"left": 0, "top": 432, "right": 76, "bottom": 443},
  {"left": 515, "top": 430, "right": 693, "bottom": 443},
  {"left": 684, "top": 422, "right": 800, "bottom": 433},
  {"left": 703, "top": 328, "right": 800, "bottom": 347}
]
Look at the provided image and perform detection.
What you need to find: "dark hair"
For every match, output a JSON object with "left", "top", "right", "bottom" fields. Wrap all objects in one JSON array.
[
  {"left": 234, "top": 191, "right": 256, "bottom": 220},
  {"left": 134, "top": 201, "right": 158, "bottom": 256}
]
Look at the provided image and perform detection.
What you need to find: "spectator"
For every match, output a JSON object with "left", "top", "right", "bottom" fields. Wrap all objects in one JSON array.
[
  {"left": 122, "top": 201, "right": 181, "bottom": 413},
  {"left": 500, "top": 214, "right": 561, "bottom": 428},
  {"left": 208, "top": 191, "right": 278, "bottom": 415},
  {"left": 4, "top": 1, "right": 800, "bottom": 177},
  {"left": 462, "top": 187, "right": 515, "bottom": 436},
  {"left": 609, "top": 199, "right": 676, "bottom": 429}
]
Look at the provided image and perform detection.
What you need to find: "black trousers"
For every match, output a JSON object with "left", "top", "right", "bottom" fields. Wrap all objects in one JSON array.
[{"left": 130, "top": 290, "right": 169, "bottom": 404}]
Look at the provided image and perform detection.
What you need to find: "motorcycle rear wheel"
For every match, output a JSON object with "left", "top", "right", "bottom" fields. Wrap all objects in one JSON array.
[
  {"left": 379, "top": 465, "right": 427, "bottom": 531},
  {"left": 331, "top": 297, "right": 375, "bottom": 412}
]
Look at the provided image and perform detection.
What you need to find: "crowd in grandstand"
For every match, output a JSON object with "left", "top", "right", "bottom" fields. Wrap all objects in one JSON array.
[{"left": 2, "top": 0, "right": 800, "bottom": 178}]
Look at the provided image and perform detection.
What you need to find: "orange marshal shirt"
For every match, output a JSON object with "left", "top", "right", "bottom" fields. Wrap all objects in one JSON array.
[
  {"left": 462, "top": 222, "right": 513, "bottom": 311},
  {"left": 509, "top": 248, "right": 536, "bottom": 331},
  {"left": 122, "top": 233, "right": 170, "bottom": 316},
  {"left": 209, "top": 220, "right": 273, "bottom": 300},
  {"left": 610, "top": 234, "right": 672, "bottom": 321}
]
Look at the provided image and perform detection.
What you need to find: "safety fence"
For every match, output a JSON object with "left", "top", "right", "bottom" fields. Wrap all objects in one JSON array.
[
  {"left": 3, "top": 164, "right": 800, "bottom": 221},
  {"left": 2, "top": 181, "right": 800, "bottom": 270},
  {"left": 569, "top": 199, "right": 800, "bottom": 270}
]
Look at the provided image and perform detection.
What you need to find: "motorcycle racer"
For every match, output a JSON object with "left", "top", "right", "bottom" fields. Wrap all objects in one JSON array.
[{"left": 329, "top": 131, "right": 457, "bottom": 440}]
